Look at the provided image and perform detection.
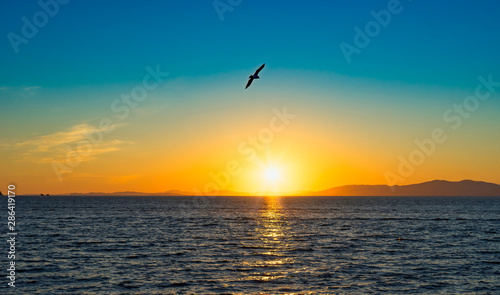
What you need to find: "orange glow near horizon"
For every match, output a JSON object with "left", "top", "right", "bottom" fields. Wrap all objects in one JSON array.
[{"left": 2, "top": 70, "right": 500, "bottom": 195}]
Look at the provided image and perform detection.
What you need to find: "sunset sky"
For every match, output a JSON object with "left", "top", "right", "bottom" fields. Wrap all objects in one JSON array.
[{"left": 1, "top": 1, "right": 500, "bottom": 195}]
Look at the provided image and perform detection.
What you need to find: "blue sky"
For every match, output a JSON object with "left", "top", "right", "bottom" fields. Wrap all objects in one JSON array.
[
  {"left": 1, "top": 0, "right": 500, "bottom": 194},
  {"left": 2, "top": 0, "right": 499, "bottom": 88}
]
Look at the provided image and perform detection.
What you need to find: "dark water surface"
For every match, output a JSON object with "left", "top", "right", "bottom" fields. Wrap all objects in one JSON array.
[{"left": 1, "top": 196, "right": 500, "bottom": 294}]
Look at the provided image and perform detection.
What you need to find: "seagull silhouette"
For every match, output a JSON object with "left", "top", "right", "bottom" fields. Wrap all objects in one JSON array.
[{"left": 245, "top": 64, "right": 265, "bottom": 89}]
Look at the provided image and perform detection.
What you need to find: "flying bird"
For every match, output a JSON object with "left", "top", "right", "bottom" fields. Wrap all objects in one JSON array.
[{"left": 245, "top": 63, "right": 265, "bottom": 89}]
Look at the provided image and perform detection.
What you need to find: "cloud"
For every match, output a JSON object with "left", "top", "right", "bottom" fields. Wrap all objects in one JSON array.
[
  {"left": 23, "top": 86, "right": 40, "bottom": 95},
  {"left": 0, "top": 85, "right": 40, "bottom": 95},
  {"left": 11, "top": 123, "right": 129, "bottom": 163},
  {"left": 17, "top": 123, "right": 115, "bottom": 152},
  {"left": 18, "top": 124, "right": 95, "bottom": 152},
  {"left": 23, "top": 86, "right": 40, "bottom": 91}
]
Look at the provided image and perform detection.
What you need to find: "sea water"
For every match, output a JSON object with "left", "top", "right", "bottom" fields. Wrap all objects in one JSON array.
[{"left": 1, "top": 196, "right": 499, "bottom": 294}]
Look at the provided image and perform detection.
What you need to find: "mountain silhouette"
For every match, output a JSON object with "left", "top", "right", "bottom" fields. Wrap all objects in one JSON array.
[
  {"left": 62, "top": 180, "right": 500, "bottom": 196},
  {"left": 312, "top": 180, "right": 500, "bottom": 196}
]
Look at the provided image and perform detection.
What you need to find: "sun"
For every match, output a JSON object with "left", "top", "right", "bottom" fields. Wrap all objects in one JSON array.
[{"left": 264, "top": 167, "right": 281, "bottom": 183}]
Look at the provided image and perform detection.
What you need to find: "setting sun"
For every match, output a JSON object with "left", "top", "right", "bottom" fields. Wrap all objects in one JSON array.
[
  {"left": 258, "top": 164, "right": 287, "bottom": 195},
  {"left": 264, "top": 167, "right": 281, "bottom": 183}
]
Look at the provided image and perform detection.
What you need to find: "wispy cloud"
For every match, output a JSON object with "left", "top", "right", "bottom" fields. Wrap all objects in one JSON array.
[
  {"left": 0, "top": 85, "right": 40, "bottom": 95},
  {"left": 17, "top": 123, "right": 110, "bottom": 152},
  {"left": 11, "top": 123, "right": 129, "bottom": 163},
  {"left": 23, "top": 86, "right": 40, "bottom": 95}
]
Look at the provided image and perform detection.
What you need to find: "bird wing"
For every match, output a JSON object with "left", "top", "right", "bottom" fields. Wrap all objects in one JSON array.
[
  {"left": 254, "top": 63, "right": 265, "bottom": 75},
  {"left": 245, "top": 78, "right": 254, "bottom": 89}
]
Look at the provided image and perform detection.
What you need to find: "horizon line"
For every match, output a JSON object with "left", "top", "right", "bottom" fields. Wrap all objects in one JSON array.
[{"left": 23, "top": 179, "right": 500, "bottom": 196}]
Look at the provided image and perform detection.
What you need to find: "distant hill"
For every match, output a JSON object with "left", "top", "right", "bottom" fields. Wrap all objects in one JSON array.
[
  {"left": 312, "top": 180, "right": 500, "bottom": 196},
  {"left": 63, "top": 180, "right": 500, "bottom": 196},
  {"left": 69, "top": 190, "right": 186, "bottom": 196}
]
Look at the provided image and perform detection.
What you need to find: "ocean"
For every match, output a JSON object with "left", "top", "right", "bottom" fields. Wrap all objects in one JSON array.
[{"left": 1, "top": 196, "right": 500, "bottom": 294}]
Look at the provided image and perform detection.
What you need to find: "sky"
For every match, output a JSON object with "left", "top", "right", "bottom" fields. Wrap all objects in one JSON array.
[{"left": 1, "top": 0, "right": 499, "bottom": 195}]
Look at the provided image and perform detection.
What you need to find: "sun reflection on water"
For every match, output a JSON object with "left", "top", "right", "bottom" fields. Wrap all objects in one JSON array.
[{"left": 241, "top": 196, "right": 295, "bottom": 284}]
